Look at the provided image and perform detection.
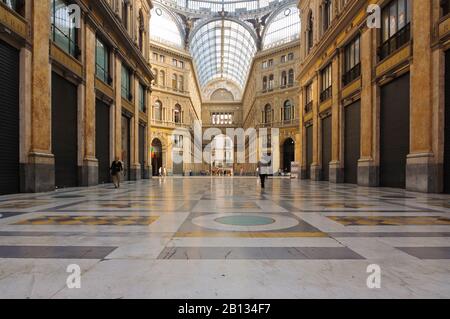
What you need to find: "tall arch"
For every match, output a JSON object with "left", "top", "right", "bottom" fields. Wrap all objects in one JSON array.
[
  {"left": 150, "top": 5, "right": 185, "bottom": 48},
  {"left": 262, "top": 5, "right": 301, "bottom": 50}
]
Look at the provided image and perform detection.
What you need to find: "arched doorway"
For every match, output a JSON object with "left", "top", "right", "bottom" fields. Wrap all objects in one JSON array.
[
  {"left": 211, "top": 135, "right": 234, "bottom": 176},
  {"left": 151, "top": 138, "right": 163, "bottom": 176},
  {"left": 282, "top": 138, "right": 295, "bottom": 173}
]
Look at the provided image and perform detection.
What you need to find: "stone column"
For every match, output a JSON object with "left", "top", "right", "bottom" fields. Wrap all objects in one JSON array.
[
  {"left": 22, "top": 0, "right": 54, "bottom": 193},
  {"left": 330, "top": 52, "right": 344, "bottom": 183},
  {"left": 358, "top": 26, "right": 378, "bottom": 187},
  {"left": 145, "top": 88, "right": 152, "bottom": 179},
  {"left": 130, "top": 74, "right": 141, "bottom": 181},
  {"left": 114, "top": 54, "right": 123, "bottom": 162},
  {"left": 310, "top": 73, "right": 321, "bottom": 181},
  {"left": 80, "top": 22, "right": 99, "bottom": 186},
  {"left": 407, "top": 0, "right": 439, "bottom": 193},
  {"left": 299, "top": 87, "right": 308, "bottom": 179}
]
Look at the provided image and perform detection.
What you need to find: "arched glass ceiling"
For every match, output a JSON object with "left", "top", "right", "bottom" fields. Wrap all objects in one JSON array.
[
  {"left": 150, "top": 6, "right": 184, "bottom": 48},
  {"left": 263, "top": 6, "right": 300, "bottom": 49},
  {"left": 190, "top": 19, "right": 257, "bottom": 88},
  {"left": 157, "top": 0, "right": 287, "bottom": 15}
]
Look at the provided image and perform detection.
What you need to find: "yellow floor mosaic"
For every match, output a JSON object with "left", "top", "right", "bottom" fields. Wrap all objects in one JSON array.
[
  {"left": 328, "top": 216, "right": 450, "bottom": 226},
  {"left": 14, "top": 215, "right": 159, "bottom": 226}
]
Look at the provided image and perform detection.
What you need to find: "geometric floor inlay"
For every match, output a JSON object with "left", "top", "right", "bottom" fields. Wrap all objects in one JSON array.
[
  {"left": 0, "top": 177, "right": 449, "bottom": 298},
  {"left": 328, "top": 216, "right": 450, "bottom": 226},
  {"left": 14, "top": 215, "right": 159, "bottom": 226}
]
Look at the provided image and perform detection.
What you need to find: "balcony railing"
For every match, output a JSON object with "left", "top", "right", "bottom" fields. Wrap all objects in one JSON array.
[
  {"left": 379, "top": 23, "right": 411, "bottom": 61},
  {"left": 342, "top": 63, "right": 361, "bottom": 86},
  {"left": 305, "top": 101, "right": 313, "bottom": 114},
  {"left": 320, "top": 87, "right": 332, "bottom": 102},
  {"left": 151, "top": 119, "right": 191, "bottom": 129}
]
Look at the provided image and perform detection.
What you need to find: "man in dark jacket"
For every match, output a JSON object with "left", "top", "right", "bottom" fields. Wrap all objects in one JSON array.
[
  {"left": 110, "top": 158, "right": 123, "bottom": 189},
  {"left": 257, "top": 153, "right": 272, "bottom": 189}
]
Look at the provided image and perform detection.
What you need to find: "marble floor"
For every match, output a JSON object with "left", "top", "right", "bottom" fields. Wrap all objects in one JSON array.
[{"left": 0, "top": 177, "right": 449, "bottom": 298}]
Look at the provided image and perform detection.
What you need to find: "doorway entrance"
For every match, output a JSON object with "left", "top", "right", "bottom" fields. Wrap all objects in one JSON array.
[
  {"left": 152, "top": 138, "right": 163, "bottom": 176},
  {"left": 282, "top": 138, "right": 295, "bottom": 173}
]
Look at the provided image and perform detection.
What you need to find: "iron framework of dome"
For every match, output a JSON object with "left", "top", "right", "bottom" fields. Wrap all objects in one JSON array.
[{"left": 150, "top": 0, "right": 300, "bottom": 92}]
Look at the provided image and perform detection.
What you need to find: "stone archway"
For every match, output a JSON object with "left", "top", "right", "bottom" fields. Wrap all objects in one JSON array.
[
  {"left": 151, "top": 138, "right": 163, "bottom": 176},
  {"left": 282, "top": 138, "right": 295, "bottom": 173}
]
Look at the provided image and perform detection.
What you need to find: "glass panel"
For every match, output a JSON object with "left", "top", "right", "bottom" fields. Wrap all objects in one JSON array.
[{"left": 51, "top": 0, "right": 78, "bottom": 57}]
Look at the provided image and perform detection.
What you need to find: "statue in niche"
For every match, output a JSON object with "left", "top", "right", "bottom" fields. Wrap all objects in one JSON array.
[
  {"left": 179, "top": 15, "right": 199, "bottom": 49},
  {"left": 246, "top": 13, "right": 270, "bottom": 50}
]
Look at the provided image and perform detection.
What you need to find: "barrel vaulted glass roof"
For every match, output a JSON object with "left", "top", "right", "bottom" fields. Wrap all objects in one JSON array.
[
  {"left": 150, "top": 0, "right": 299, "bottom": 91},
  {"left": 190, "top": 19, "right": 257, "bottom": 88}
]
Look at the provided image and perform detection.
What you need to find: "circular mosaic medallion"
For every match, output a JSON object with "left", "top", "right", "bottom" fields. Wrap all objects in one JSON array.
[
  {"left": 191, "top": 213, "right": 300, "bottom": 232},
  {"left": 214, "top": 216, "right": 275, "bottom": 226}
]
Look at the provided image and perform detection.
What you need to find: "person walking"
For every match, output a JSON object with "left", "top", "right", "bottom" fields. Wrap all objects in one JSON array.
[
  {"left": 110, "top": 157, "right": 123, "bottom": 189},
  {"left": 257, "top": 153, "right": 272, "bottom": 189}
]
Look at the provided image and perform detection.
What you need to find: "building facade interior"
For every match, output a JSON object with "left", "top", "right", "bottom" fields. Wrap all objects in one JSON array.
[{"left": 0, "top": 0, "right": 449, "bottom": 299}]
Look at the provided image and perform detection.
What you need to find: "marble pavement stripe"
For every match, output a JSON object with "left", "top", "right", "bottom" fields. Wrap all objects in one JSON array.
[
  {"left": 396, "top": 247, "right": 450, "bottom": 259},
  {"left": 328, "top": 232, "right": 450, "bottom": 237},
  {"left": 157, "top": 247, "right": 364, "bottom": 260},
  {"left": 0, "top": 245, "right": 117, "bottom": 259},
  {"left": 173, "top": 231, "right": 328, "bottom": 238},
  {"left": 328, "top": 216, "right": 450, "bottom": 226}
]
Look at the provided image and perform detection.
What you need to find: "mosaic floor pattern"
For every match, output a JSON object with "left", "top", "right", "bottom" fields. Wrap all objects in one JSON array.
[{"left": 0, "top": 177, "right": 449, "bottom": 298}]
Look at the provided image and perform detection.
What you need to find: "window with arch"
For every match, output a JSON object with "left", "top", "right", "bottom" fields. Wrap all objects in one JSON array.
[
  {"left": 138, "top": 10, "right": 145, "bottom": 52},
  {"left": 268, "top": 74, "right": 274, "bottom": 91},
  {"left": 178, "top": 75, "right": 184, "bottom": 92},
  {"left": 121, "top": 0, "right": 128, "bottom": 30},
  {"left": 152, "top": 68, "right": 158, "bottom": 86},
  {"left": 283, "top": 100, "right": 294, "bottom": 122},
  {"left": 281, "top": 71, "right": 287, "bottom": 88},
  {"left": 172, "top": 74, "right": 178, "bottom": 90},
  {"left": 263, "top": 104, "right": 273, "bottom": 124},
  {"left": 323, "top": 0, "right": 332, "bottom": 33},
  {"left": 307, "top": 11, "right": 314, "bottom": 53},
  {"left": 263, "top": 76, "right": 268, "bottom": 91},
  {"left": 159, "top": 70, "right": 166, "bottom": 87},
  {"left": 153, "top": 100, "right": 162, "bottom": 121},
  {"left": 174, "top": 104, "right": 182, "bottom": 124},
  {"left": 288, "top": 69, "right": 294, "bottom": 86}
]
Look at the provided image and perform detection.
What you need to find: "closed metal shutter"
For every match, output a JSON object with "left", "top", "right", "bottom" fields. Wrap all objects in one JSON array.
[
  {"left": 0, "top": 41, "right": 20, "bottom": 195},
  {"left": 380, "top": 73, "right": 410, "bottom": 188},
  {"left": 121, "top": 115, "right": 131, "bottom": 181},
  {"left": 444, "top": 51, "right": 450, "bottom": 194},
  {"left": 322, "top": 115, "right": 332, "bottom": 181},
  {"left": 52, "top": 72, "right": 78, "bottom": 189},
  {"left": 139, "top": 124, "right": 145, "bottom": 179},
  {"left": 306, "top": 125, "right": 313, "bottom": 179},
  {"left": 344, "top": 101, "right": 361, "bottom": 184},
  {"left": 96, "top": 99, "right": 110, "bottom": 184}
]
